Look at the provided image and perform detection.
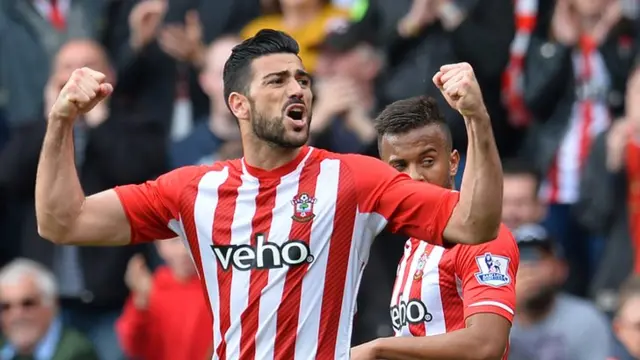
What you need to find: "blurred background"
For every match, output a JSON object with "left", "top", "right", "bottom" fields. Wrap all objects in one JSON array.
[{"left": 1, "top": 0, "right": 640, "bottom": 359}]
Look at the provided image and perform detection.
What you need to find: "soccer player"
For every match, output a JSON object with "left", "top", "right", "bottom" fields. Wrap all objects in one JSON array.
[
  {"left": 35, "top": 30, "right": 503, "bottom": 359},
  {"left": 351, "top": 96, "right": 518, "bottom": 360}
]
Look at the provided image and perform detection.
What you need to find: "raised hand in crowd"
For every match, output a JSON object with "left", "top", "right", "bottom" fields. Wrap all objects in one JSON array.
[
  {"left": 606, "top": 66, "right": 640, "bottom": 172},
  {"left": 310, "top": 79, "right": 362, "bottom": 134},
  {"left": 397, "top": 0, "right": 439, "bottom": 37},
  {"left": 124, "top": 254, "right": 154, "bottom": 309},
  {"left": 158, "top": 10, "right": 205, "bottom": 68},
  {"left": 551, "top": 0, "right": 580, "bottom": 46},
  {"left": 128, "top": 0, "right": 167, "bottom": 51}
]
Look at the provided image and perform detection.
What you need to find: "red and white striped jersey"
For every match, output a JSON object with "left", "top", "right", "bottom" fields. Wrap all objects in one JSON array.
[
  {"left": 114, "top": 146, "right": 460, "bottom": 360},
  {"left": 390, "top": 224, "right": 518, "bottom": 359}
]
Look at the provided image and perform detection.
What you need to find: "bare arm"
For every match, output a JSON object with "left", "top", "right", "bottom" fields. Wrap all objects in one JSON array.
[
  {"left": 443, "top": 110, "right": 502, "bottom": 243},
  {"left": 35, "top": 67, "right": 130, "bottom": 246},
  {"left": 356, "top": 314, "right": 510, "bottom": 360},
  {"left": 437, "top": 63, "right": 502, "bottom": 243},
  {"left": 35, "top": 116, "right": 131, "bottom": 246}
]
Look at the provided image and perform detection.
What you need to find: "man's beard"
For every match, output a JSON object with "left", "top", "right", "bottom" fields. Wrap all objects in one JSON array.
[
  {"left": 249, "top": 99, "right": 311, "bottom": 149},
  {"left": 522, "top": 284, "right": 559, "bottom": 314}
]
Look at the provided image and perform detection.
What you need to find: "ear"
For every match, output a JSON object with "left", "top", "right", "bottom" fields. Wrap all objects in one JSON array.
[
  {"left": 228, "top": 92, "right": 249, "bottom": 121},
  {"left": 449, "top": 149, "right": 460, "bottom": 178}
]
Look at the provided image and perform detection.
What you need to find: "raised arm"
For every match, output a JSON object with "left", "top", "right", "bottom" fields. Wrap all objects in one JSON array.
[
  {"left": 436, "top": 63, "right": 503, "bottom": 243},
  {"left": 35, "top": 67, "right": 182, "bottom": 246}
]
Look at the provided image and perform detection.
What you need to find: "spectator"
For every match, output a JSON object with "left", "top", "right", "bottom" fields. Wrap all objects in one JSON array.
[
  {"left": 361, "top": 0, "right": 517, "bottom": 163},
  {"left": 501, "top": 158, "right": 545, "bottom": 231},
  {"left": 240, "top": 0, "right": 350, "bottom": 73},
  {"left": 116, "top": 237, "right": 212, "bottom": 360},
  {"left": 170, "top": 35, "right": 242, "bottom": 169},
  {"left": 611, "top": 276, "right": 640, "bottom": 360},
  {"left": 576, "top": 63, "right": 640, "bottom": 311},
  {"left": 310, "top": 21, "right": 380, "bottom": 154},
  {"left": 0, "top": 259, "right": 98, "bottom": 360},
  {"left": 522, "top": 0, "right": 637, "bottom": 296},
  {"left": 0, "top": 39, "right": 166, "bottom": 360},
  {"left": 509, "top": 224, "right": 612, "bottom": 360},
  {"left": 0, "top": 0, "right": 107, "bottom": 127}
]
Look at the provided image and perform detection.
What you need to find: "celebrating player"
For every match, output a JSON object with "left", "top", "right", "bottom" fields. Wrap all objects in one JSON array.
[
  {"left": 351, "top": 96, "right": 518, "bottom": 360},
  {"left": 35, "top": 30, "right": 503, "bottom": 359}
]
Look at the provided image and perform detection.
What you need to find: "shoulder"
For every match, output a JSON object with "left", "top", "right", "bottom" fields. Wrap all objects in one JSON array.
[
  {"left": 56, "top": 328, "right": 97, "bottom": 358},
  {"left": 321, "top": 5, "right": 350, "bottom": 19},
  {"left": 557, "top": 294, "right": 608, "bottom": 320}
]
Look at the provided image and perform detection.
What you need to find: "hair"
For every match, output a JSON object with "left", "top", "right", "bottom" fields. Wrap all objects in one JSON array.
[
  {"left": 502, "top": 157, "right": 542, "bottom": 192},
  {"left": 223, "top": 29, "right": 300, "bottom": 109},
  {"left": 616, "top": 275, "right": 640, "bottom": 315},
  {"left": 374, "top": 96, "right": 451, "bottom": 149},
  {"left": 0, "top": 258, "right": 58, "bottom": 305}
]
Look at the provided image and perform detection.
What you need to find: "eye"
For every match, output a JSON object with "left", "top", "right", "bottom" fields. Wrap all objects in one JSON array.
[
  {"left": 269, "top": 78, "right": 284, "bottom": 85},
  {"left": 421, "top": 158, "right": 435, "bottom": 167},
  {"left": 392, "top": 163, "right": 406, "bottom": 171},
  {"left": 298, "top": 78, "right": 310, "bottom": 86}
]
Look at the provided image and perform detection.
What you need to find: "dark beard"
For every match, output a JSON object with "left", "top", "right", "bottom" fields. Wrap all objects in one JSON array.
[
  {"left": 522, "top": 285, "right": 558, "bottom": 315},
  {"left": 250, "top": 100, "right": 310, "bottom": 149}
]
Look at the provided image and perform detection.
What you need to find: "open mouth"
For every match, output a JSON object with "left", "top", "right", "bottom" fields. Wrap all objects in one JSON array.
[{"left": 285, "top": 104, "right": 306, "bottom": 122}]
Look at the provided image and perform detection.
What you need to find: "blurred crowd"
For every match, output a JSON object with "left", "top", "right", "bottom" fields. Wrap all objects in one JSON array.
[{"left": 1, "top": 0, "right": 640, "bottom": 359}]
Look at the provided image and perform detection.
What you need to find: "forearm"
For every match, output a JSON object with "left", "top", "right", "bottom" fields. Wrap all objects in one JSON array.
[
  {"left": 456, "top": 111, "right": 502, "bottom": 241},
  {"left": 35, "top": 116, "right": 85, "bottom": 242},
  {"left": 372, "top": 328, "right": 503, "bottom": 360}
]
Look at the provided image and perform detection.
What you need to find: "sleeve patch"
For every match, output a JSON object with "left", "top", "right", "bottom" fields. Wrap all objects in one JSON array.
[{"left": 474, "top": 252, "right": 511, "bottom": 287}]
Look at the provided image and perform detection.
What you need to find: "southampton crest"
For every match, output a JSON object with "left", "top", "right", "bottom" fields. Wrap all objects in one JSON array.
[{"left": 291, "top": 193, "right": 317, "bottom": 223}]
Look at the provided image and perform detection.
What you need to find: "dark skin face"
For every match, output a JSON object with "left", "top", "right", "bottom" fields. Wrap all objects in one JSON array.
[{"left": 379, "top": 124, "right": 460, "bottom": 189}]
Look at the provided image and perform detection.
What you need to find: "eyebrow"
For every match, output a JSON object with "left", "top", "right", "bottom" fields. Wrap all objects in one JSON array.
[{"left": 262, "top": 69, "right": 311, "bottom": 81}]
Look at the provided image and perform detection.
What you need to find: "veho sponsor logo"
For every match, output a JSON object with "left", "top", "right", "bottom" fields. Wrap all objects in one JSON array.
[
  {"left": 390, "top": 298, "right": 433, "bottom": 330},
  {"left": 211, "top": 234, "right": 314, "bottom": 271}
]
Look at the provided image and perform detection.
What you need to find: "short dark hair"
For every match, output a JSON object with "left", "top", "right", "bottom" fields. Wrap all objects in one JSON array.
[
  {"left": 374, "top": 96, "right": 451, "bottom": 148},
  {"left": 502, "top": 158, "right": 542, "bottom": 192},
  {"left": 223, "top": 29, "right": 300, "bottom": 107}
]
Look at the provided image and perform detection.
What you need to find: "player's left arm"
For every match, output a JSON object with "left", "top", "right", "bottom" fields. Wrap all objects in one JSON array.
[
  {"left": 354, "top": 313, "right": 510, "bottom": 360},
  {"left": 353, "top": 225, "right": 518, "bottom": 360}
]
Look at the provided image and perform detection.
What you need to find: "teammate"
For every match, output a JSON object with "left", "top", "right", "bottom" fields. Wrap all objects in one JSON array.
[
  {"left": 35, "top": 30, "right": 503, "bottom": 359},
  {"left": 351, "top": 96, "right": 518, "bottom": 360}
]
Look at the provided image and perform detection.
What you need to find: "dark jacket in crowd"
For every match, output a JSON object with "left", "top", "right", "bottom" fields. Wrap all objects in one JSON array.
[
  {"left": 521, "top": 1, "right": 637, "bottom": 175},
  {"left": 0, "top": 0, "right": 107, "bottom": 127},
  {"left": 0, "top": 98, "right": 166, "bottom": 310},
  {"left": 575, "top": 131, "right": 634, "bottom": 310},
  {"left": 363, "top": 0, "right": 517, "bottom": 156}
]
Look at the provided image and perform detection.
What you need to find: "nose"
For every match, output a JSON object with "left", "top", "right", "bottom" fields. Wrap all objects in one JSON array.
[
  {"left": 287, "top": 78, "right": 304, "bottom": 99},
  {"left": 408, "top": 166, "right": 425, "bottom": 182}
]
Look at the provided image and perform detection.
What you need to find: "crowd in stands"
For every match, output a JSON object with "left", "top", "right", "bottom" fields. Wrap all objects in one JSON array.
[{"left": 1, "top": 0, "right": 640, "bottom": 359}]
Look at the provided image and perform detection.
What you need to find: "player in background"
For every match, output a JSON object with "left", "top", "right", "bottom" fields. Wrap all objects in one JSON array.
[
  {"left": 351, "top": 96, "right": 518, "bottom": 360},
  {"left": 34, "top": 29, "right": 504, "bottom": 359}
]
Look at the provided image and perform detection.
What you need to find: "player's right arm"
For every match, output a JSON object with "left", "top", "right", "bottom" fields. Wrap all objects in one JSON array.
[{"left": 35, "top": 67, "right": 188, "bottom": 246}]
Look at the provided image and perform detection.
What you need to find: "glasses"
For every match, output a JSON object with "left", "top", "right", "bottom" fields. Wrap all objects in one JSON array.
[{"left": 0, "top": 298, "right": 40, "bottom": 312}]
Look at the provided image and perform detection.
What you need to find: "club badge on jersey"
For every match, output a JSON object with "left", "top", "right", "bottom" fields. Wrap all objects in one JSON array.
[
  {"left": 474, "top": 252, "right": 511, "bottom": 287},
  {"left": 414, "top": 252, "right": 428, "bottom": 280},
  {"left": 291, "top": 193, "right": 317, "bottom": 223}
]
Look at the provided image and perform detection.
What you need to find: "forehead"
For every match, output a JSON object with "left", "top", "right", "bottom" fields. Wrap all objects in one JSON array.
[
  {"left": 0, "top": 277, "right": 39, "bottom": 299},
  {"left": 250, "top": 53, "right": 305, "bottom": 78},
  {"left": 381, "top": 125, "right": 448, "bottom": 158}
]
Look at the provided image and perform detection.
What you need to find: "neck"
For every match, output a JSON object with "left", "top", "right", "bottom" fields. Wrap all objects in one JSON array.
[
  {"left": 282, "top": 2, "right": 324, "bottom": 29},
  {"left": 357, "top": 83, "right": 375, "bottom": 111},
  {"left": 242, "top": 137, "right": 302, "bottom": 171}
]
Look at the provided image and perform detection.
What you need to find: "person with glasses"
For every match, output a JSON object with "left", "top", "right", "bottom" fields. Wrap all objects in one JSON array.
[{"left": 0, "top": 259, "right": 97, "bottom": 360}]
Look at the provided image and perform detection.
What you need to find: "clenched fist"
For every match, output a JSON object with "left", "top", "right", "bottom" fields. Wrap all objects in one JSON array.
[
  {"left": 433, "top": 62, "right": 486, "bottom": 118},
  {"left": 49, "top": 67, "right": 113, "bottom": 122}
]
